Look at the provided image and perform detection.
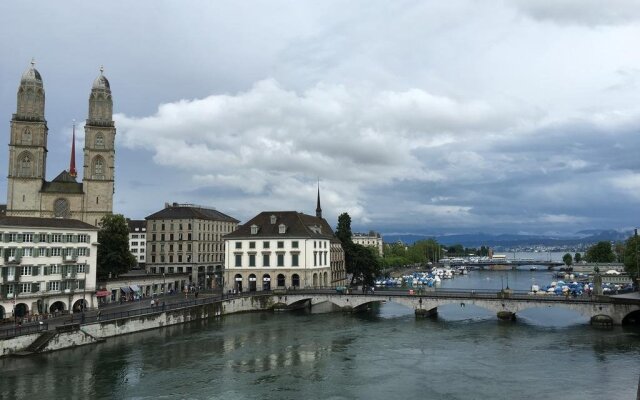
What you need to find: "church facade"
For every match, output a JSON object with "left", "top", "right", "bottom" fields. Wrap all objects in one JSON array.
[{"left": 5, "top": 62, "right": 115, "bottom": 226}]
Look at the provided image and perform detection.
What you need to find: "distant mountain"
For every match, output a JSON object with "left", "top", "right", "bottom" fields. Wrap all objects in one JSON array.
[{"left": 382, "top": 229, "right": 634, "bottom": 248}]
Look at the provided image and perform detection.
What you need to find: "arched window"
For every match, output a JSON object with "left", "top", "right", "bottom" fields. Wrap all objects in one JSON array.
[
  {"left": 22, "top": 128, "right": 32, "bottom": 145},
  {"left": 93, "top": 156, "right": 105, "bottom": 178},
  {"left": 54, "top": 198, "right": 70, "bottom": 218},
  {"left": 18, "top": 152, "right": 33, "bottom": 177},
  {"left": 95, "top": 133, "right": 105, "bottom": 149}
]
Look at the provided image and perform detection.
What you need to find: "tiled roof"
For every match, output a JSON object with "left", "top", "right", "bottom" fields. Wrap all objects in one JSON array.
[
  {"left": 145, "top": 205, "right": 239, "bottom": 223},
  {"left": 127, "top": 219, "right": 146, "bottom": 232},
  {"left": 0, "top": 216, "right": 97, "bottom": 230},
  {"left": 41, "top": 171, "right": 84, "bottom": 194},
  {"left": 224, "top": 211, "right": 336, "bottom": 240}
]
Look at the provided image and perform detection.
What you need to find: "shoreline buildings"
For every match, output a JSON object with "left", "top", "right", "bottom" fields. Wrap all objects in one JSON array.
[
  {"left": 352, "top": 231, "right": 383, "bottom": 257},
  {"left": 0, "top": 216, "right": 98, "bottom": 320},
  {"left": 145, "top": 203, "right": 239, "bottom": 288},
  {"left": 223, "top": 192, "right": 346, "bottom": 292}
]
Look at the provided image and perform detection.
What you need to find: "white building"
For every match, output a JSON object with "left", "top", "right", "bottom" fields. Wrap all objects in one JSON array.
[
  {"left": 223, "top": 210, "right": 345, "bottom": 292},
  {"left": 127, "top": 219, "right": 147, "bottom": 267},
  {"left": 352, "top": 231, "right": 384, "bottom": 257},
  {"left": 0, "top": 216, "right": 98, "bottom": 321}
]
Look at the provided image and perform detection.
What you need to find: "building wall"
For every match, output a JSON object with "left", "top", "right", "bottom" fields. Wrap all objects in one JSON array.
[
  {"left": 0, "top": 225, "right": 98, "bottom": 319},
  {"left": 352, "top": 233, "right": 384, "bottom": 257},
  {"left": 128, "top": 226, "right": 147, "bottom": 266},
  {"left": 224, "top": 237, "right": 332, "bottom": 291},
  {"left": 145, "top": 217, "right": 238, "bottom": 287}
]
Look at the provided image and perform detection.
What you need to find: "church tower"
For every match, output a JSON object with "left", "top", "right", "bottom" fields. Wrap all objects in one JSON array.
[
  {"left": 82, "top": 67, "right": 115, "bottom": 226},
  {"left": 6, "top": 61, "right": 47, "bottom": 216}
]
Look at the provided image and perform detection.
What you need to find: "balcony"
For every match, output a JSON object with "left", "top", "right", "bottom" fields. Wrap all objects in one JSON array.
[
  {"left": 4, "top": 255, "right": 21, "bottom": 264},
  {"left": 63, "top": 255, "right": 78, "bottom": 263}
]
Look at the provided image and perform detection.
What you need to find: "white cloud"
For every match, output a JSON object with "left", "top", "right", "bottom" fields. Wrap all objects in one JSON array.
[{"left": 512, "top": 0, "right": 640, "bottom": 26}]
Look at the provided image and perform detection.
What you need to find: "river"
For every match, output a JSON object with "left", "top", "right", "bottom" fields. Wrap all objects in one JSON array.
[{"left": 1, "top": 269, "right": 639, "bottom": 400}]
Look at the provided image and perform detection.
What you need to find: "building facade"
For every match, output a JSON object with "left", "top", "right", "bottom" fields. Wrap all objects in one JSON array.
[
  {"left": 127, "top": 219, "right": 147, "bottom": 267},
  {"left": 223, "top": 208, "right": 346, "bottom": 292},
  {"left": 145, "top": 203, "right": 239, "bottom": 288},
  {"left": 0, "top": 216, "right": 98, "bottom": 320},
  {"left": 352, "top": 231, "right": 384, "bottom": 257},
  {"left": 6, "top": 62, "right": 115, "bottom": 227}
]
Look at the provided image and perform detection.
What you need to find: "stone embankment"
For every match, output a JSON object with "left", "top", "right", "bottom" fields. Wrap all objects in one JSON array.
[{"left": 1, "top": 295, "right": 273, "bottom": 357}]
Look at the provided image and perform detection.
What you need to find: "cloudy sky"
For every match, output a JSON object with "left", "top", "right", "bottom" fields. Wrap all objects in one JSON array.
[{"left": 1, "top": 0, "right": 639, "bottom": 236}]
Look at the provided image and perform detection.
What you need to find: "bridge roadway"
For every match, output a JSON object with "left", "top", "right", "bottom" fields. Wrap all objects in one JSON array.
[{"left": 270, "top": 288, "right": 640, "bottom": 326}]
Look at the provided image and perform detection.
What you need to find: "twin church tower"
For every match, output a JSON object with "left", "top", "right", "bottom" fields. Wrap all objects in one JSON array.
[{"left": 6, "top": 61, "right": 115, "bottom": 226}]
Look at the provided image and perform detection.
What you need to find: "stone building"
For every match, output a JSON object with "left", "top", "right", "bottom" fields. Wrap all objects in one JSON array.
[
  {"left": 223, "top": 191, "right": 346, "bottom": 292},
  {"left": 145, "top": 203, "right": 239, "bottom": 288},
  {"left": 0, "top": 216, "right": 98, "bottom": 320},
  {"left": 5, "top": 62, "right": 115, "bottom": 227},
  {"left": 352, "top": 231, "right": 384, "bottom": 257}
]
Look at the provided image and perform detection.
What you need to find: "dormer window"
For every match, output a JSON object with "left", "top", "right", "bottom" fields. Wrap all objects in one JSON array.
[
  {"left": 278, "top": 224, "right": 286, "bottom": 234},
  {"left": 250, "top": 224, "right": 259, "bottom": 235},
  {"left": 270, "top": 215, "right": 277, "bottom": 224}
]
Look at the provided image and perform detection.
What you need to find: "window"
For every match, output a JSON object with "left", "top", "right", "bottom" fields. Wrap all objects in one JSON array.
[
  {"left": 20, "top": 266, "right": 32, "bottom": 276},
  {"left": 77, "top": 264, "right": 86, "bottom": 273},
  {"left": 131, "top": 234, "right": 138, "bottom": 239},
  {"left": 38, "top": 248, "right": 47, "bottom": 257},
  {"left": 95, "top": 133, "right": 105, "bottom": 149},
  {"left": 249, "top": 254, "right": 256, "bottom": 267},
  {"left": 277, "top": 254, "right": 284, "bottom": 267},
  {"left": 50, "top": 265, "right": 61, "bottom": 274},
  {"left": 19, "top": 152, "right": 33, "bottom": 177},
  {"left": 235, "top": 242, "right": 242, "bottom": 249},
  {"left": 48, "top": 281, "right": 60, "bottom": 291},
  {"left": 78, "top": 248, "right": 87, "bottom": 256},
  {"left": 277, "top": 241, "right": 284, "bottom": 249},
  {"left": 65, "top": 234, "right": 74, "bottom": 243},
  {"left": 263, "top": 241, "right": 270, "bottom": 249},
  {"left": 24, "top": 234, "right": 33, "bottom": 242},
  {"left": 23, "top": 248, "right": 32, "bottom": 257},
  {"left": 263, "top": 254, "right": 270, "bottom": 267},
  {"left": 278, "top": 224, "right": 286, "bottom": 234},
  {"left": 51, "top": 248, "right": 62, "bottom": 256},
  {"left": 8, "top": 233, "right": 18, "bottom": 242},
  {"left": 250, "top": 225, "right": 259, "bottom": 235},
  {"left": 161, "top": 234, "right": 165, "bottom": 241},
  {"left": 313, "top": 252, "right": 317, "bottom": 266},
  {"left": 93, "top": 156, "right": 105, "bottom": 177},
  {"left": 22, "top": 128, "right": 32, "bottom": 144},
  {"left": 292, "top": 254, "right": 299, "bottom": 267},
  {"left": 235, "top": 254, "right": 242, "bottom": 267},
  {"left": 292, "top": 241, "right": 299, "bottom": 249},
  {"left": 20, "top": 283, "right": 32, "bottom": 293},
  {"left": 51, "top": 234, "right": 62, "bottom": 243},
  {"left": 249, "top": 241, "right": 256, "bottom": 249}
]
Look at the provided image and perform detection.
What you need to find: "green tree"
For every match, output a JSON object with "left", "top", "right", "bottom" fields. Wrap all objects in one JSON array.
[
  {"left": 584, "top": 241, "right": 616, "bottom": 263},
  {"left": 623, "top": 233, "right": 640, "bottom": 280},
  {"left": 335, "top": 213, "right": 353, "bottom": 246},
  {"left": 574, "top": 253, "right": 582, "bottom": 263},
  {"left": 97, "top": 214, "right": 136, "bottom": 280},
  {"left": 335, "top": 212, "right": 381, "bottom": 286},
  {"left": 562, "top": 253, "right": 573, "bottom": 266}
]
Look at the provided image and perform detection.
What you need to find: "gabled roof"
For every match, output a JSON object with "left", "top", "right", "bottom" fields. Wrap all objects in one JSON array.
[
  {"left": 0, "top": 216, "right": 97, "bottom": 230},
  {"left": 127, "top": 219, "right": 146, "bottom": 232},
  {"left": 145, "top": 205, "right": 239, "bottom": 223},
  {"left": 41, "top": 171, "right": 84, "bottom": 194},
  {"left": 224, "top": 211, "right": 336, "bottom": 240}
]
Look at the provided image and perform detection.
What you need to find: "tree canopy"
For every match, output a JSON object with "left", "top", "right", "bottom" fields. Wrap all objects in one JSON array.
[
  {"left": 97, "top": 214, "right": 137, "bottom": 280},
  {"left": 562, "top": 253, "right": 573, "bottom": 266},
  {"left": 574, "top": 253, "right": 582, "bottom": 263},
  {"left": 584, "top": 241, "right": 616, "bottom": 263},
  {"left": 335, "top": 212, "right": 380, "bottom": 286},
  {"left": 623, "top": 233, "right": 639, "bottom": 280}
]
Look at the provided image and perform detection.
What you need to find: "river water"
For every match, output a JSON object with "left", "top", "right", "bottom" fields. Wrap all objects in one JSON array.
[{"left": 1, "top": 269, "right": 639, "bottom": 400}]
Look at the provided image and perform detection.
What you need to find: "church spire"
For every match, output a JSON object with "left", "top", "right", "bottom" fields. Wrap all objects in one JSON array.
[
  {"left": 69, "top": 120, "right": 77, "bottom": 177},
  {"left": 316, "top": 180, "right": 322, "bottom": 218}
]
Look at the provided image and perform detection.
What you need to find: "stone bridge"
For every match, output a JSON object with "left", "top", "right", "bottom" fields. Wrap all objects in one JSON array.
[{"left": 269, "top": 290, "right": 640, "bottom": 326}]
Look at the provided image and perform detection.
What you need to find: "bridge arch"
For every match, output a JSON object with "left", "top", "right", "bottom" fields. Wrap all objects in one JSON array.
[{"left": 622, "top": 310, "right": 640, "bottom": 326}]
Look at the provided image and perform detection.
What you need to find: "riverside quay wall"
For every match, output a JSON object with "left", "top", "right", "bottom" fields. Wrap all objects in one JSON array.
[{"left": 1, "top": 295, "right": 274, "bottom": 357}]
